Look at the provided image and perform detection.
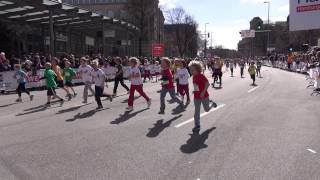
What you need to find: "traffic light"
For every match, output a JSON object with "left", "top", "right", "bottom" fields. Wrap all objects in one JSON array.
[
  {"left": 289, "top": 47, "right": 293, "bottom": 52},
  {"left": 208, "top": 33, "right": 210, "bottom": 38},
  {"left": 257, "top": 25, "right": 262, "bottom": 31}
]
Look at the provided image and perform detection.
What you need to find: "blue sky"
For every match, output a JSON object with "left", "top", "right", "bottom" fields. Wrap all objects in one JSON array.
[{"left": 159, "top": 0, "right": 289, "bottom": 49}]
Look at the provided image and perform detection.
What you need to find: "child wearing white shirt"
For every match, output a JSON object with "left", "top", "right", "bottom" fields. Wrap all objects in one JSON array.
[
  {"left": 176, "top": 60, "right": 190, "bottom": 103},
  {"left": 127, "top": 57, "right": 151, "bottom": 111},
  {"left": 91, "top": 60, "right": 112, "bottom": 110},
  {"left": 77, "top": 57, "right": 94, "bottom": 103}
]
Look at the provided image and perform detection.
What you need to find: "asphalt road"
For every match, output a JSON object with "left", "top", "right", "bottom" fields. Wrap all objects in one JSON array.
[{"left": 0, "top": 67, "right": 320, "bottom": 180}]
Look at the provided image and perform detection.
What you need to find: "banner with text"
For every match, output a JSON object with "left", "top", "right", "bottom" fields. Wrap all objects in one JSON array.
[{"left": 290, "top": 0, "right": 320, "bottom": 31}]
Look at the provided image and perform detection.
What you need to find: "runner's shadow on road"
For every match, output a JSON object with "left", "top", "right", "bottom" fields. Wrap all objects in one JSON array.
[
  {"left": 213, "top": 86, "right": 223, "bottom": 90},
  {"left": 0, "top": 102, "right": 18, "bottom": 108},
  {"left": 172, "top": 103, "right": 188, "bottom": 115},
  {"left": 56, "top": 103, "right": 92, "bottom": 114},
  {"left": 180, "top": 127, "right": 216, "bottom": 154},
  {"left": 23, "top": 100, "right": 62, "bottom": 112},
  {"left": 121, "top": 96, "right": 140, "bottom": 103},
  {"left": 110, "top": 108, "right": 148, "bottom": 125},
  {"left": 146, "top": 115, "right": 182, "bottom": 138},
  {"left": 66, "top": 108, "right": 108, "bottom": 122},
  {"left": 16, "top": 106, "right": 48, "bottom": 116}
]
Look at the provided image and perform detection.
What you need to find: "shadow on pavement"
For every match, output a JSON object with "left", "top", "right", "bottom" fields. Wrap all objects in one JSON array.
[
  {"left": 66, "top": 108, "right": 108, "bottom": 122},
  {"left": 121, "top": 96, "right": 140, "bottom": 103},
  {"left": 172, "top": 104, "right": 187, "bottom": 115},
  {"left": 0, "top": 102, "right": 18, "bottom": 108},
  {"left": 146, "top": 115, "right": 182, "bottom": 138},
  {"left": 180, "top": 127, "right": 216, "bottom": 154},
  {"left": 16, "top": 106, "right": 48, "bottom": 116},
  {"left": 56, "top": 103, "right": 92, "bottom": 114},
  {"left": 111, "top": 108, "right": 148, "bottom": 125}
]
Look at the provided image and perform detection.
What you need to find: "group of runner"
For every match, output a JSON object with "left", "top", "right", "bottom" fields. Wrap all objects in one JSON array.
[{"left": 12, "top": 56, "right": 261, "bottom": 133}]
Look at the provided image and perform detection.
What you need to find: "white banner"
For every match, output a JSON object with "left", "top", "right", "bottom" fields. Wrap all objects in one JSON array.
[
  {"left": 104, "top": 30, "right": 116, "bottom": 38},
  {"left": 290, "top": 0, "right": 320, "bottom": 31},
  {"left": 85, "top": 36, "right": 95, "bottom": 46},
  {"left": 241, "top": 30, "right": 255, "bottom": 38},
  {"left": 0, "top": 67, "right": 133, "bottom": 91}
]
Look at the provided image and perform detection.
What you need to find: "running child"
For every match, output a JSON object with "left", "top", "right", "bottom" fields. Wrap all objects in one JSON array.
[
  {"left": 159, "top": 58, "right": 183, "bottom": 115},
  {"left": 63, "top": 61, "right": 77, "bottom": 97},
  {"left": 256, "top": 60, "right": 262, "bottom": 78},
  {"left": 126, "top": 57, "right": 151, "bottom": 111},
  {"left": 52, "top": 58, "right": 72, "bottom": 101},
  {"left": 230, "top": 60, "right": 234, "bottom": 77},
  {"left": 42, "top": 62, "right": 64, "bottom": 106},
  {"left": 13, "top": 64, "right": 34, "bottom": 102},
  {"left": 176, "top": 60, "right": 190, "bottom": 103},
  {"left": 248, "top": 62, "right": 257, "bottom": 86},
  {"left": 189, "top": 61, "right": 216, "bottom": 133},
  {"left": 77, "top": 57, "right": 94, "bottom": 104},
  {"left": 91, "top": 60, "right": 112, "bottom": 110}
]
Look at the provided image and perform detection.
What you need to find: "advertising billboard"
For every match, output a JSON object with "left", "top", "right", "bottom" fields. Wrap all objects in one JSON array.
[{"left": 290, "top": 0, "right": 320, "bottom": 31}]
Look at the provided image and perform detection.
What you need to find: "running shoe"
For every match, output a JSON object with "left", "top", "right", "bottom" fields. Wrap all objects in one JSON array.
[
  {"left": 30, "top": 95, "right": 34, "bottom": 101},
  {"left": 126, "top": 106, "right": 134, "bottom": 111},
  {"left": 192, "top": 126, "right": 201, "bottom": 133},
  {"left": 147, "top": 100, "right": 152, "bottom": 108},
  {"left": 96, "top": 106, "right": 103, "bottom": 110}
]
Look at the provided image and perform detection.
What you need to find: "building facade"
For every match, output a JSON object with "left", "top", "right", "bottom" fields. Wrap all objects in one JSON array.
[
  {"left": 62, "top": 0, "right": 165, "bottom": 57},
  {"left": 238, "top": 16, "right": 320, "bottom": 58}
]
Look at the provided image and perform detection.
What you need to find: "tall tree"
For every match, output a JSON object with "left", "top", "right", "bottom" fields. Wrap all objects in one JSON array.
[
  {"left": 126, "top": 0, "right": 156, "bottom": 56},
  {"left": 165, "top": 7, "right": 198, "bottom": 57}
]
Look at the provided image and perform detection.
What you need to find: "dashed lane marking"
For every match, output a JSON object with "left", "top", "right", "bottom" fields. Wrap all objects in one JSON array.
[
  {"left": 174, "top": 104, "right": 226, "bottom": 128},
  {"left": 248, "top": 86, "right": 259, "bottom": 93}
]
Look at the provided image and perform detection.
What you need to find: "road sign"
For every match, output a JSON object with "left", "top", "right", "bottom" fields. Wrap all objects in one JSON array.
[
  {"left": 290, "top": 0, "right": 320, "bottom": 31},
  {"left": 240, "top": 30, "right": 255, "bottom": 38},
  {"left": 152, "top": 44, "right": 164, "bottom": 57}
]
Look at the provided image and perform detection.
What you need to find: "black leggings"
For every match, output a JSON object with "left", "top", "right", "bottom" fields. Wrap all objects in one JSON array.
[
  {"left": 16, "top": 83, "right": 30, "bottom": 97},
  {"left": 113, "top": 77, "right": 129, "bottom": 94},
  {"left": 95, "top": 86, "right": 112, "bottom": 107}
]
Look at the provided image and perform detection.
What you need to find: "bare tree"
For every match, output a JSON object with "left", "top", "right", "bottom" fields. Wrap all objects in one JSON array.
[
  {"left": 165, "top": 7, "right": 198, "bottom": 57},
  {"left": 126, "top": 0, "right": 156, "bottom": 56}
]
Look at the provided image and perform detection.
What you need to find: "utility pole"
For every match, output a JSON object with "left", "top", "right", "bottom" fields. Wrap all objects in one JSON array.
[
  {"left": 264, "top": 1, "right": 270, "bottom": 55},
  {"left": 204, "top": 23, "right": 209, "bottom": 58}
]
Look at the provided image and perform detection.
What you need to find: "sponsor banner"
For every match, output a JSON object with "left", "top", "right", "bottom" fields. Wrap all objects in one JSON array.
[
  {"left": 104, "top": 30, "right": 116, "bottom": 38},
  {"left": 241, "top": 30, "right": 255, "bottom": 38},
  {"left": 152, "top": 44, "right": 165, "bottom": 57},
  {"left": 0, "top": 67, "right": 133, "bottom": 91},
  {"left": 290, "top": 0, "right": 320, "bottom": 31},
  {"left": 85, "top": 36, "right": 95, "bottom": 46}
]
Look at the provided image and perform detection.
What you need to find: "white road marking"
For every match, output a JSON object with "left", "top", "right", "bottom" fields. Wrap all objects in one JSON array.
[
  {"left": 248, "top": 86, "right": 259, "bottom": 93},
  {"left": 307, "top": 149, "right": 317, "bottom": 154},
  {"left": 174, "top": 104, "right": 226, "bottom": 128}
]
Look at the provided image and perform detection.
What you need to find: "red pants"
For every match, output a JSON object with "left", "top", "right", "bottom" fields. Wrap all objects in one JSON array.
[
  {"left": 128, "top": 85, "right": 150, "bottom": 106},
  {"left": 178, "top": 84, "right": 190, "bottom": 100}
]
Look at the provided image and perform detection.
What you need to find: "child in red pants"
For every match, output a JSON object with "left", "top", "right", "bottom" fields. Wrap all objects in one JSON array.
[
  {"left": 127, "top": 57, "right": 151, "bottom": 111},
  {"left": 176, "top": 60, "right": 190, "bottom": 103}
]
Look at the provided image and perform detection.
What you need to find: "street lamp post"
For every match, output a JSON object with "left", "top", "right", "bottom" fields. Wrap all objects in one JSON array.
[
  {"left": 204, "top": 22, "right": 209, "bottom": 58},
  {"left": 264, "top": 1, "right": 270, "bottom": 54}
]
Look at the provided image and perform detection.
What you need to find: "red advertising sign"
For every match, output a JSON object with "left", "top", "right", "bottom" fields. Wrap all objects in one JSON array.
[{"left": 152, "top": 44, "right": 164, "bottom": 57}]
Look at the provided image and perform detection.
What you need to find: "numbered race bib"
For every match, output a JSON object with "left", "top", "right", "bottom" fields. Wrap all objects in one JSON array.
[
  {"left": 194, "top": 84, "right": 200, "bottom": 91},
  {"left": 162, "top": 80, "right": 169, "bottom": 85}
]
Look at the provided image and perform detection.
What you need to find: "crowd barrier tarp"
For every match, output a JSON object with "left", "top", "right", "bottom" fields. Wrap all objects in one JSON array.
[{"left": 0, "top": 66, "right": 132, "bottom": 91}]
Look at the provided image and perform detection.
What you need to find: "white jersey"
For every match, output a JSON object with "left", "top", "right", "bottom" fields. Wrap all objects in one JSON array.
[
  {"left": 103, "top": 65, "right": 117, "bottom": 80},
  {"left": 176, "top": 68, "right": 190, "bottom": 85},
  {"left": 156, "top": 65, "right": 161, "bottom": 73},
  {"left": 77, "top": 65, "right": 93, "bottom": 82},
  {"left": 150, "top": 64, "right": 156, "bottom": 75},
  {"left": 91, "top": 69, "right": 106, "bottom": 87},
  {"left": 128, "top": 67, "right": 143, "bottom": 85}
]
